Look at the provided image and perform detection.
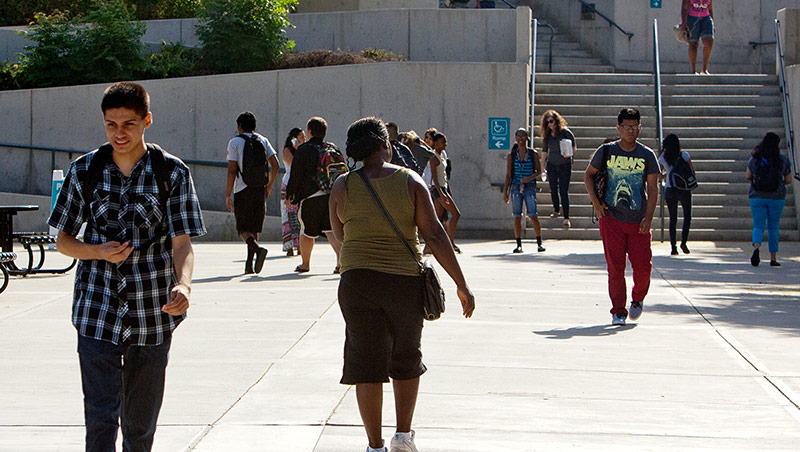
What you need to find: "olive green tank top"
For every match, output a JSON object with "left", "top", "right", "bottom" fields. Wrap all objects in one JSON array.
[{"left": 339, "top": 168, "right": 422, "bottom": 277}]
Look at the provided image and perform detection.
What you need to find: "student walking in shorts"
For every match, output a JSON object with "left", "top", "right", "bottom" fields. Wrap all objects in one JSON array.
[
  {"left": 503, "top": 128, "right": 545, "bottom": 253},
  {"left": 681, "top": 0, "right": 714, "bottom": 74},
  {"left": 584, "top": 108, "right": 660, "bottom": 326},
  {"left": 225, "top": 112, "right": 280, "bottom": 274}
]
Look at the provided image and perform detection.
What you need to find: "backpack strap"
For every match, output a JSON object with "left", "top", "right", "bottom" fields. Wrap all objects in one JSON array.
[
  {"left": 82, "top": 144, "right": 114, "bottom": 203},
  {"left": 82, "top": 143, "right": 171, "bottom": 207},
  {"left": 146, "top": 143, "right": 171, "bottom": 208},
  {"left": 236, "top": 133, "right": 251, "bottom": 178}
]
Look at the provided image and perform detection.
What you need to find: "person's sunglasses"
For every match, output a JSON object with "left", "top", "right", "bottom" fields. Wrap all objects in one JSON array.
[{"left": 546, "top": 119, "right": 556, "bottom": 124}]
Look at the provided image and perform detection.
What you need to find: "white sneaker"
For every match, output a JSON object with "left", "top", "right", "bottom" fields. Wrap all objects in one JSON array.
[
  {"left": 612, "top": 313, "right": 626, "bottom": 326},
  {"left": 390, "top": 431, "right": 418, "bottom": 452},
  {"left": 366, "top": 445, "right": 388, "bottom": 452}
]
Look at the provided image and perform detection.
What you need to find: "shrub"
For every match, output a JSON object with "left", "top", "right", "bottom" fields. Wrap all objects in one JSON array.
[
  {"left": 18, "top": 0, "right": 149, "bottom": 88},
  {"left": 0, "top": 62, "right": 23, "bottom": 90},
  {"left": 148, "top": 42, "right": 202, "bottom": 78},
  {"left": 196, "top": 0, "right": 297, "bottom": 73}
]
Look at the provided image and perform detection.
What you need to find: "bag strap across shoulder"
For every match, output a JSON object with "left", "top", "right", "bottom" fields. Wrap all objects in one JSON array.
[{"left": 355, "top": 169, "right": 423, "bottom": 271}]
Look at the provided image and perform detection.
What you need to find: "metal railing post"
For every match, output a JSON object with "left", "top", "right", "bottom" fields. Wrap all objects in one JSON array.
[
  {"left": 531, "top": 18, "right": 538, "bottom": 134},
  {"left": 653, "top": 19, "right": 665, "bottom": 242},
  {"left": 775, "top": 19, "right": 798, "bottom": 181}
]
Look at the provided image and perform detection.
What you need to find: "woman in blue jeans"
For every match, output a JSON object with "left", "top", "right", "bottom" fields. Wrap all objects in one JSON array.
[{"left": 746, "top": 132, "right": 792, "bottom": 267}]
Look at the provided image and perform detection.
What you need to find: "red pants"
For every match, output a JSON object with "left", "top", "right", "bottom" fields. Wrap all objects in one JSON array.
[{"left": 599, "top": 216, "right": 652, "bottom": 317}]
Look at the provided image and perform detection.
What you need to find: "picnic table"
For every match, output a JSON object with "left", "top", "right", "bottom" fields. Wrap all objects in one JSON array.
[{"left": 0, "top": 205, "right": 76, "bottom": 283}]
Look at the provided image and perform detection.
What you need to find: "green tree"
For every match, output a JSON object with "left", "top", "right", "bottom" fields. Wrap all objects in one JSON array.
[
  {"left": 18, "top": 0, "right": 149, "bottom": 87},
  {"left": 196, "top": 0, "right": 297, "bottom": 73}
]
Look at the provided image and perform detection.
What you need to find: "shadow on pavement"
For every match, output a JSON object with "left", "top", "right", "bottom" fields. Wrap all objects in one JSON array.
[{"left": 533, "top": 323, "right": 637, "bottom": 339}]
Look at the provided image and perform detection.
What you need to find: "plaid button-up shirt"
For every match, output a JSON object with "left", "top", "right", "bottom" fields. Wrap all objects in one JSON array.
[{"left": 48, "top": 145, "right": 206, "bottom": 346}]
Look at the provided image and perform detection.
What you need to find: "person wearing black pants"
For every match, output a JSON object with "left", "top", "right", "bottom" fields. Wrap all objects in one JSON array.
[
  {"left": 664, "top": 188, "right": 692, "bottom": 254},
  {"left": 539, "top": 110, "right": 576, "bottom": 228},
  {"left": 658, "top": 134, "right": 693, "bottom": 255},
  {"left": 547, "top": 161, "right": 572, "bottom": 223}
]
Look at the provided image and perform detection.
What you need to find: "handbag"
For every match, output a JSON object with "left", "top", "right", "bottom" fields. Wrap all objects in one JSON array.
[
  {"left": 673, "top": 23, "right": 689, "bottom": 44},
  {"left": 355, "top": 169, "right": 446, "bottom": 320}
]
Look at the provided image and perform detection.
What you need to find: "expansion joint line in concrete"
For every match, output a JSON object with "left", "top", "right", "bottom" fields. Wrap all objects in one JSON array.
[
  {"left": 182, "top": 297, "right": 341, "bottom": 451},
  {"left": 653, "top": 265, "right": 800, "bottom": 413}
]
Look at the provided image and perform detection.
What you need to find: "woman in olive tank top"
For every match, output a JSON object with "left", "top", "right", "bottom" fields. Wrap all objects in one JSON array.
[{"left": 329, "top": 117, "right": 475, "bottom": 452}]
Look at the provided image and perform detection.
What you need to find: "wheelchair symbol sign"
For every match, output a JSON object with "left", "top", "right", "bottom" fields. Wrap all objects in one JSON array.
[{"left": 489, "top": 117, "right": 510, "bottom": 149}]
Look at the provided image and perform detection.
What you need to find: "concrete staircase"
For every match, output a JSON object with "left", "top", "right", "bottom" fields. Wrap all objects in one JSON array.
[
  {"left": 532, "top": 69, "right": 797, "bottom": 242},
  {"left": 535, "top": 28, "right": 613, "bottom": 73}
]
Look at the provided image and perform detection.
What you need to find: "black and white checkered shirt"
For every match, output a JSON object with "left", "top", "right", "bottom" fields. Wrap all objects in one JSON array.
[{"left": 48, "top": 146, "right": 206, "bottom": 346}]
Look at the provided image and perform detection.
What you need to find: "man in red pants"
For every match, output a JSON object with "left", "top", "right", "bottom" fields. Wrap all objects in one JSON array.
[{"left": 584, "top": 108, "right": 659, "bottom": 326}]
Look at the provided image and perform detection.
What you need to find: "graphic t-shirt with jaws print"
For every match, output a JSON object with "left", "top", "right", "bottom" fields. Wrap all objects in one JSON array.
[{"left": 590, "top": 141, "right": 659, "bottom": 224}]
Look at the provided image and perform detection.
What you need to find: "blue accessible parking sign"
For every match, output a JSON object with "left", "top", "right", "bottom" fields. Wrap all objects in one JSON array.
[{"left": 488, "top": 117, "right": 510, "bottom": 149}]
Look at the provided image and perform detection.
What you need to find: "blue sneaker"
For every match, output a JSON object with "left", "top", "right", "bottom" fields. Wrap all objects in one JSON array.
[
  {"left": 612, "top": 313, "right": 626, "bottom": 326},
  {"left": 629, "top": 301, "right": 643, "bottom": 321}
]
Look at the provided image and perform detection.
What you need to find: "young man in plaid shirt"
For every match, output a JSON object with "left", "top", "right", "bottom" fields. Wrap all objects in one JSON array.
[{"left": 48, "top": 82, "right": 205, "bottom": 452}]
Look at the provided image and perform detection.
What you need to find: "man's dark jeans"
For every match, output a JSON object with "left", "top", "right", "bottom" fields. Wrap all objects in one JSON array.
[
  {"left": 547, "top": 162, "right": 572, "bottom": 219},
  {"left": 77, "top": 334, "right": 171, "bottom": 452}
]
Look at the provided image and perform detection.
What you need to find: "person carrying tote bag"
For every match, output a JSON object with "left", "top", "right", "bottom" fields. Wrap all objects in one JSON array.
[{"left": 329, "top": 117, "right": 475, "bottom": 452}]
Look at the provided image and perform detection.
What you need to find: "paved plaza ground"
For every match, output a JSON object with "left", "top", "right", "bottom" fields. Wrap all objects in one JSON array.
[{"left": 1, "top": 239, "right": 800, "bottom": 451}]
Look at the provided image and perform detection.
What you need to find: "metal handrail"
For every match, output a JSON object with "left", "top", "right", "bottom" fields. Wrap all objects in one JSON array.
[
  {"left": 537, "top": 22, "right": 555, "bottom": 73},
  {"left": 775, "top": 19, "right": 798, "bottom": 181},
  {"left": 748, "top": 40, "right": 776, "bottom": 49},
  {"left": 0, "top": 142, "right": 229, "bottom": 175},
  {"left": 576, "top": 0, "right": 634, "bottom": 40},
  {"left": 653, "top": 19, "right": 665, "bottom": 242}
]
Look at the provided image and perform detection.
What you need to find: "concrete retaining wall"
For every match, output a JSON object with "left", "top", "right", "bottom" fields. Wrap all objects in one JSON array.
[
  {"left": 525, "top": 0, "right": 800, "bottom": 74},
  {"left": 1, "top": 8, "right": 526, "bottom": 64},
  {"left": 0, "top": 61, "right": 529, "bottom": 237},
  {"left": 287, "top": 8, "right": 526, "bottom": 63}
]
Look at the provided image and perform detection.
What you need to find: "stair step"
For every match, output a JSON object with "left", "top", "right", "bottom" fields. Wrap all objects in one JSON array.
[
  {"left": 523, "top": 216, "right": 798, "bottom": 230},
  {"left": 537, "top": 64, "right": 616, "bottom": 73},
  {"left": 533, "top": 115, "right": 784, "bottom": 128},
  {"left": 536, "top": 93, "right": 779, "bottom": 107}
]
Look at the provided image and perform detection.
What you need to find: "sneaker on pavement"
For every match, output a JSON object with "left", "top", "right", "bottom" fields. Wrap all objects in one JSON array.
[
  {"left": 366, "top": 445, "right": 388, "bottom": 452},
  {"left": 670, "top": 246, "right": 679, "bottom": 256},
  {"left": 629, "top": 301, "right": 642, "bottom": 321},
  {"left": 612, "top": 313, "right": 626, "bottom": 326},
  {"left": 390, "top": 431, "right": 418, "bottom": 452},
  {"left": 512, "top": 246, "right": 523, "bottom": 254},
  {"left": 254, "top": 247, "right": 268, "bottom": 273},
  {"left": 537, "top": 244, "right": 546, "bottom": 252},
  {"left": 680, "top": 243, "right": 690, "bottom": 254}
]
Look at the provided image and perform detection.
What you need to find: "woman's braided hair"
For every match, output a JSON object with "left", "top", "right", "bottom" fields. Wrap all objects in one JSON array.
[{"left": 345, "top": 117, "right": 389, "bottom": 162}]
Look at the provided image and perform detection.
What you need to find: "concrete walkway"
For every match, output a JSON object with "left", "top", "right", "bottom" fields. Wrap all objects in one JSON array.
[{"left": 1, "top": 240, "right": 799, "bottom": 451}]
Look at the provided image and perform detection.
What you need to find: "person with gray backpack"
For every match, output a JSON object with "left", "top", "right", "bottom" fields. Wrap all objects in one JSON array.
[{"left": 658, "top": 133, "right": 696, "bottom": 255}]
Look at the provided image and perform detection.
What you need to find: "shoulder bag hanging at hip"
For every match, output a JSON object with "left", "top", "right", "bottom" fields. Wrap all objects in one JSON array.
[{"left": 355, "top": 169, "right": 445, "bottom": 320}]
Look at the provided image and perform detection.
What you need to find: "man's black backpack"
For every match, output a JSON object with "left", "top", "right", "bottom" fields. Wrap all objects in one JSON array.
[
  {"left": 752, "top": 157, "right": 782, "bottom": 192},
  {"left": 238, "top": 133, "right": 268, "bottom": 188},
  {"left": 668, "top": 154, "right": 698, "bottom": 191},
  {"left": 82, "top": 143, "right": 171, "bottom": 207}
]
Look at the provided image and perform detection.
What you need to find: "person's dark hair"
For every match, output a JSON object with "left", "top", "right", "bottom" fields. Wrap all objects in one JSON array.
[
  {"left": 617, "top": 107, "right": 640, "bottom": 125},
  {"left": 752, "top": 132, "right": 781, "bottom": 161},
  {"left": 101, "top": 82, "right": 150, "bottom": 118},
  {"left": 661, "top": 133, "right": 681, "bottom": 166},
  {"left": 433, "top": 132, "right": 446, "bottom": 142},
  {"left": 424, "top": 128, "right": 439, "bottom": 140},
  {"left": 283, "top": 127, "right": 303, "bottom": 151},
  {"left": 345, "top": 117, "right": 389, "bottom": 162},
  {"left": 236, "top": 111, "right": 257, "bottom": 133},
  {"left": 385, "top": 122, "right": 399, "bottom": 134},
  {"left": 307, "top": 116, "right": 328, "bottom": 139}
]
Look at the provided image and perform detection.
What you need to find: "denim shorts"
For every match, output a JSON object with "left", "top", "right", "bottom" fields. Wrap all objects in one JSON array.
[
  {"left": 687, "top": 15, "right": 714, "bottom": 42},
  {"left": 510, "top": 184, "right": 538, "bottom": 217}
]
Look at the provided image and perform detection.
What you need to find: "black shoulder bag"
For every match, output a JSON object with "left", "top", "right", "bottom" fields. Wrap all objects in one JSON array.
[{"left": 355, "top": 169, "right": 445, "bottom": 320}]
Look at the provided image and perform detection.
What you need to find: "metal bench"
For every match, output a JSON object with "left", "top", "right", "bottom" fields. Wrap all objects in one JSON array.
[
  {"left": 8, "top": 232, "right": 77, "bottom": 277},
  {"left": 0, "top": 251, "right": 17, "bottom": 294}
]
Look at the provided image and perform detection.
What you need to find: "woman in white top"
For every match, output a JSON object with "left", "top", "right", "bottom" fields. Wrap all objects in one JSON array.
[
  {"left": 281, "top": 128, "right": 305, "bottom": 255},
  {"left": 429, "top": 132, "right": 461, "bottom": 253},
  {"left": 657, "top": 133, "right": 693, "bottom": 255}
]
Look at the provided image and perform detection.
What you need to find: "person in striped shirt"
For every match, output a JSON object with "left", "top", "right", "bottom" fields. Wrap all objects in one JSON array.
[{"left": 503, "top": 128, "right": 545, "bottom": 253}]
